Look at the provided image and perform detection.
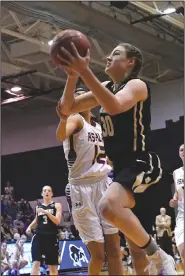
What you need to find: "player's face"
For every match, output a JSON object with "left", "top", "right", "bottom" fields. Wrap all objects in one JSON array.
[
  {"left": 179, "top": 144, "right": 184, "bottom": 161},
  {"left": 42, "top": 186, "right": 53, "bottom": 199},
  {"left": 105, "top": 45, "right": 135, "bottom": 78}
]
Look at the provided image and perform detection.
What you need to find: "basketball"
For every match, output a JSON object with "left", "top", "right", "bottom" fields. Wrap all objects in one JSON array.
[{"left": 50, "top": 29, "right": 90, "bottom": 66}]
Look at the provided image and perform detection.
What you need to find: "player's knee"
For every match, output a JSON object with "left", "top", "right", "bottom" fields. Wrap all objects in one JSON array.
[
  {"left": 22, "top": 260, "right": 28, "bottom": 266},
  {"left": 11, "top": 261, "right": 18, "bottom": 268},
  {"left": 91, "top": 250, "right": 105, "bottom": 265},
  {"left": 106, "top": 243, "right": 121, "bottom": 261},
  {"left": 32, "top": 261, "right": 40, "bottom": 270},
  {"left": 48, "top": 265, "right": 58, "bottom": 275},
  {"left": 98, "top": 197, "right": 117, "bottom": 222}
]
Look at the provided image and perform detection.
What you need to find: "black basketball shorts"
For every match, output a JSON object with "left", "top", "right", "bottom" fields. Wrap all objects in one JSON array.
[
  {"left": 114, "top": 152, "right": 163, "bottom": 194},
  {"left": 31, "top": 234, "right": 60, "bottom": 265},
  {"left": 114, "top": 152, "right": 163, "bottom": 234}
]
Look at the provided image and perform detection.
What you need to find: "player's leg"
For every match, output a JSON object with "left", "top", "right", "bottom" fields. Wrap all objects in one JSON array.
[
  {"left": 98, "top": 178, "right": 123, "bottom": 275},
  {"left": 99, "top": 181, "right": 150, "bottom": 247},
  {"left": 175, "top": 225, "right": 184, "bottom": 264},
  {"left": 126, "top": 237, "right": 149, "bottom": 275},
  {"left": 31, "top": 234, "right": 41, "bottom": 275},
  {"left": 98, "top": 153, "right": 177, "bottom": 275},
  {"left": 48, "top": 265, "right": 58, "bottom": 275},
  {"left": 86, "top": 242, "right": 105, "bottom": 275},
  {"left": 45, "top": 236, "right": 59, "bottom": 276},
  {"left": 104, "top": 233, "right": 124, "bottom": 275},
  {"left": 178, "top": 243, "right": 184, "bottom": 264},
  {"left": 19, "top": 260, "right": 28, "bottom": 269},
  {"left": 10, "top": 260, "right": 19, "bottom": 269},
  {"left": 71, "top": 183, "right": 105, "bottom": 275}
]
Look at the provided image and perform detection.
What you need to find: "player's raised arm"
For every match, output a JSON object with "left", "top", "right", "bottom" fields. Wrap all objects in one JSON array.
[{"left": 56, "top": 113, "right": 84, "bottom": 142}]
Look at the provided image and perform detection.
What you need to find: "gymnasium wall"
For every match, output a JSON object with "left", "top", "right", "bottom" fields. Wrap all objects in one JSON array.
[
  {"left": 1, "top": 78, "right": 183, "bottom": 156},
  {"left": 150, "top": 78, "right": 184, "bottom": 129}
]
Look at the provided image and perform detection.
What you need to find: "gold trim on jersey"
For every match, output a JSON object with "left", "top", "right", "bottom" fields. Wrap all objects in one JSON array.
[
  {"left": 133, "top": 104, "right": 137, "bottom": 151},
  {"left": 139, "top": 101, "right": 145, "bottom": 151}
]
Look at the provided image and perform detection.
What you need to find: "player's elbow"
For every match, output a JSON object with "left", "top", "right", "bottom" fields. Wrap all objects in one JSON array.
[
  {"left": 55, "top": 220, "right": 60, "bottom": 225},
  {"left": 107, "top": 103, "right": 126, "bottom": 115},
  {"left": 55, "top": 217, "right": 61, "bottom": 225},
  {"left": 56, "top": 131, "right": 65, "bottom": 143}
]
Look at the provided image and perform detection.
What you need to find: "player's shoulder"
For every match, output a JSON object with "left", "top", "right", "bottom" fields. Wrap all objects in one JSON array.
[
  {"left": 173, "top": 167, "right": 183, "bottom": 176},
  {"left": 69, "top": 113, "right": 84, "bottom": 123}
]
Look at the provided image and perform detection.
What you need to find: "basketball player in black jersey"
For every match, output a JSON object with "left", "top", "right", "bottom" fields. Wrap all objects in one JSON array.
[
  {"left": 26, "top": 186, "right": 62, "bottom": 275},
  {"left": 55, "top": 42, "right": 177, "bottom": 275}
]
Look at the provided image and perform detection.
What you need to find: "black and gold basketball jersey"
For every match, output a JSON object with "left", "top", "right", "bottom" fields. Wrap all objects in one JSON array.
[
  {"left": 36, "top": 202, "right": 58, "bottom": 235},
  {"left": 99, "top": 78, "right": 151, "bottom": 161}
]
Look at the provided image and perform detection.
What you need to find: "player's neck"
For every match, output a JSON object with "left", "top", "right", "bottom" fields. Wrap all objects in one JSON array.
[
  {"left": 43, "top": 199, "right": 52, "bottom": 205},
  {"left": 111, "top": 72, "right": 131, "bottom": 89}
]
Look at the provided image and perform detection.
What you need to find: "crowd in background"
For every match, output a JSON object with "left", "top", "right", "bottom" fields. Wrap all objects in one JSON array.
[
  {"left": 1, "top": 181, "right": 79, "bottom": 244},
  {"left": 1, "top": 181, "right": 34, "bottom": 243}
]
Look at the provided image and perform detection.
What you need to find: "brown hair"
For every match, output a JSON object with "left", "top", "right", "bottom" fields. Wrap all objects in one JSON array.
[
  {"left": 42, "top": 186, "right": 53, "bottom": 192},
  {"left": 119, "top": 43, "right": 143, "bottom": 78}
]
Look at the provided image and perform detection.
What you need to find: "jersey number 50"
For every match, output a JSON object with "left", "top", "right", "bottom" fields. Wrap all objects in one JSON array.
[
  {"left": 101, "top": 116, "right": 114, "bottom": 137},
  {"left": 92, "top": 145, "right": 106, "bottom": 165}
]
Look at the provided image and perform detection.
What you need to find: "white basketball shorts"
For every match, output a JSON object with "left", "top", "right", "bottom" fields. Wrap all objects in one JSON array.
[
  {"left": 71, "top": 176, "right": 118, "bottom": 244},
  {"left": 174, "top": 218, "right": 184, "bottom": 247}
]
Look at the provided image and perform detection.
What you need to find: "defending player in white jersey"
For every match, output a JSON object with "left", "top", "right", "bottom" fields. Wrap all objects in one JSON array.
[
  {"left": 169, "top": 144, "right": 184, "bottom": 263},
  {"left": 56, "top": 89, "right": 123, "bottom": 275}
]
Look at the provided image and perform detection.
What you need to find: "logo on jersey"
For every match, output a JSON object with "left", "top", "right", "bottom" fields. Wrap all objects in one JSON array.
[
  {"left": 177, "top": 179, "right": 184, "bottom": 186},
  {"left": 69, "top": 244, "right": 88, "bottom": 267},
  {"left": 88, "top": 132, "right": 102, "bottom": 143}
]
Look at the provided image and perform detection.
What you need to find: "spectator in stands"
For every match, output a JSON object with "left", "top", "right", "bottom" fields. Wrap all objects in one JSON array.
[
  {"left": 13, "top": 228, "right": 21, "bottom": 241},
  {"left": 24, "top": 201, "right": 34, "bottom": 220},
  {"left": 156, "top": 207, "right": 173, "bottom": 256},
  {"left": 1, "top": 242, "right": 11, "bottom": 274},
  {"left": 2, "top": 222, "right": 13, "bottom": 241},
  {"left": 13, "top": 214, "right": 24, "bottom": 231},
  {"left": 6, "top": 199, "right": 17, "bottom": 220},
  {"left": 4, "top": 189, "right": 12, "bottom": 204},
  {"left": 4, "top": 180, "right": 14, "bottom": 196},
  {"left": 59, "top": 230, "right": 66, "bottom": 240},
  {"left": 17, "top": 202, "right": 22, "bottom": 212},
  {"left": 1, "top": 197, "right": 6, "bottom": 216},
  {"left": 3, "top": 211, "right": 13, "bottom": 227},
  {"left": 19, "top": 198, "right": 26, "bottom": 212}
]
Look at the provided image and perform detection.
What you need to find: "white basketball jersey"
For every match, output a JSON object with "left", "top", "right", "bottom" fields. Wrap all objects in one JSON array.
[
  {"left": 63, "top": 116, "right": 111, "bottom": 184},
  {"left": 173, "top": 167, "right": 184, "bottom": 220}
]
